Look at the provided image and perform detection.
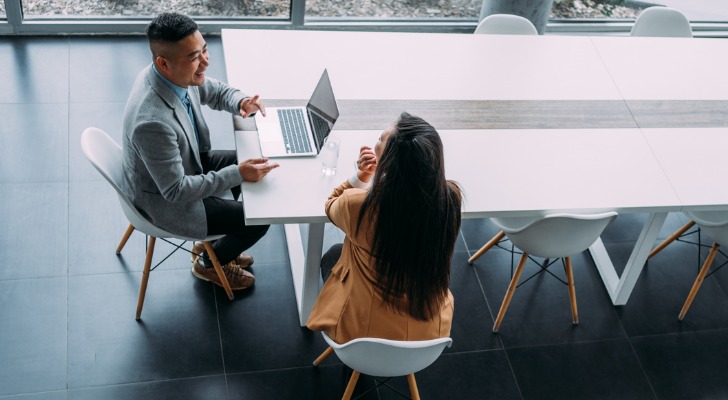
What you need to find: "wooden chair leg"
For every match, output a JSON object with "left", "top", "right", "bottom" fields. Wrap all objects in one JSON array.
[
  {"left": 679, "top": 242, "right": 719, "bottom": 321},
  {"left": 493, "top": 252, "right": 528, "bottom": 333},
  {"left": 313, "top": 346, "right": 334, "bottom": 366},
  {"left": 564, "top": 257, "right": 579, "bottom": 325},
  {"left": 203, "top": 241, "right": 234, "bottom": 300},
  {"left": 342, "top": 370, "right": 360, "bottom": 400},
  {"left": 116, "top": 224, "right": 135, "bottom": 254},
  {"left": 649, "top": 220, "right": 696, "bottom": 259},
  {"left": 468, "top": 230, "right": 506, "bottom": 264},
  {"left": 407, "top": 374, "right": 420, "bottom": 400},
  {"left": 136, "top": 236, "right": 156, "bottom": 320}
]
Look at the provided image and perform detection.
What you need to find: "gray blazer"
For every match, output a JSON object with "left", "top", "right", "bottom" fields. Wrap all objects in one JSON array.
[{"left": 120, "top": 65, "right": 246, "bottom": 238}]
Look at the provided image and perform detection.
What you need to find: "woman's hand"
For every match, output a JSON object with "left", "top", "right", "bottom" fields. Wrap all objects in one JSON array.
[{"left": 356, "top": 146, "right": 377, "bottom": 183}]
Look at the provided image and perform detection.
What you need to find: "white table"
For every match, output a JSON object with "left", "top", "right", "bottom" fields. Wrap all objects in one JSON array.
[
  {"left": 236, "top": 127, "right": 683, "bottom": 325},
  {"left": 590, "top": 36, "right": 728, "bottom": 100},
  {"left": 224, "top": 29, "right": 728, "bottom": 326}
]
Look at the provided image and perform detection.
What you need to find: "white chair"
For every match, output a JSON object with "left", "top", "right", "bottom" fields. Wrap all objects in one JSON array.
[
  {"left": 490, "top": 212, "right": 618, "bottom": 332},
  {"left": 80, "top": 127, "right": 235, "bottom": 320},
  {"left": 312, "top": 332, "right": 452, "bottom": 400},
  {"left": 474, "top": 14, "right": 539, "bottom": 35},
  {"left": 678, "top": 210, "right": 728, "bottom": 320},
  {"left": 631, "top": 7, "right": 693, "bottom": 38}
]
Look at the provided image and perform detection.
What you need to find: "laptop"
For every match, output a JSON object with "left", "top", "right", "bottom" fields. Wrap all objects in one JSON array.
[{"left": 255, "top": 69, "right": 340, "bottom": 157}]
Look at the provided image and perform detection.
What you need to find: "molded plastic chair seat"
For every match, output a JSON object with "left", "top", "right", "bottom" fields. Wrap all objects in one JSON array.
[
  {"left": 474, "top": 14, "right": 538, "bottom": 35},
  {"left": 677, "top": 210, "right": 728, "bottom": 320},
  {"left": 81, "top": 127, "right": 236, "bottom": 320},
  {"left": 490, "top": 212, "right": 617, "bottom": 332},
  {"left": 631, "top": 7, "right": 693, "bottom": 38},
  {"left": 313, "top": 332, "right": 452, "bottom": 400}
]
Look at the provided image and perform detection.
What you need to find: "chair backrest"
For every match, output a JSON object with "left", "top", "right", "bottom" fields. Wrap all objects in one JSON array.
[
  {"left": 685, "top": 210, "right": 728, "bottom": 246},
  {"left": 492, "top": 212, "right": 618, "bottom": 259},
  {"left": 80, "top": 127, "right": 179, "bottom": 239},
  {"left": 631, "top": 7, "right": 692, "bottom": 38},
  {"left": 474, "top": 14, "right": 539, "bottom": 35},
  {"left": 322, "top": 332, "right": 452, "bottom": 378}
]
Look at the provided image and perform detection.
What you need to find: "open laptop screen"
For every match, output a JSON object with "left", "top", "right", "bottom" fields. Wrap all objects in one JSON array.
[{"left": 306, "top": 69, "right": 340, "bottom": 151}]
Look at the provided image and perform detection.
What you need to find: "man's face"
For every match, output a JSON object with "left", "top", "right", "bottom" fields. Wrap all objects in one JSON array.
[{"left": 156, "top": 30, "right": 209, "bottom": 88}]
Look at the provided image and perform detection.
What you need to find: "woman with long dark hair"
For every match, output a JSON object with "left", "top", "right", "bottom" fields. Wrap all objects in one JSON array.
[{"left": 307, "top": 112, "right": 462, "bottom": 343}]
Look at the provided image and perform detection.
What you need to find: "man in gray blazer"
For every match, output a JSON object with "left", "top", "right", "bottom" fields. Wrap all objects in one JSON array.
[{"left": 121, "top": 12, "right": 279, "bottom": 291}]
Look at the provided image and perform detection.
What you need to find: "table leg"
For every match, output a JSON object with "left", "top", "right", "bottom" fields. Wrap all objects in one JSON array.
[
  {"left": 589, "top": 212, "right": 668, "bottom": 306},
  {"left": 284, "top": 223, "right": 325, "bottom": 327}
]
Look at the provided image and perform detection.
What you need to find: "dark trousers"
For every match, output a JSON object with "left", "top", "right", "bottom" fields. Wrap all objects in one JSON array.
[
  {"left": 200, "top": 150, "right": 269, "bottom": 265},
  {"left": 320, "top": 243, "right": 344, "bottom": 283}
]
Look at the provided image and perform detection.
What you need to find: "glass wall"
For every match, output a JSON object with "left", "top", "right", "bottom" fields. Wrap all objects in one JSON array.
[
  {"left": 2, "top": 0, "right": 728, "bottom": 34},
  {"left": 21, "top": 0, "right": 289, "bottom": 18},
  {"left": 306, "top": 0, "right": 481, "bottom": 19}
]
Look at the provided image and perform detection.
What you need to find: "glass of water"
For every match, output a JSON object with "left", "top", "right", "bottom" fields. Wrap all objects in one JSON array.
[{"left": 320, "top": 135, "right": 341, "bottom": 176}]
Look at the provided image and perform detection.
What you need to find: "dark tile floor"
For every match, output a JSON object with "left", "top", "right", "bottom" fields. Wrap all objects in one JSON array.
[{"left": 2, "top": 35, "right": 728, "bottom": 400}]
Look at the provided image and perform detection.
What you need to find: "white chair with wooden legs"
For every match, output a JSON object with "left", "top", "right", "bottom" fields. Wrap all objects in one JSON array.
[
  {"left": 678, "top": 210, "right": 728, "bottom": 321},
  {"left": 647, "top": 219, "right": 697, "bottom": 259},
  {"left": 312, "top": 332, "right": 452, "bottom": 400},
  {"left": 490, "top": 212, "right": 618, "bottom": 332},
  {"left": 81, "top": 127, "right": 236, "bottom": 320},
  {"left": 631, "top": 7, "right": 693, "bottom": 38},
  {"left": 474, "top": 14, "right": 539, "bottom": 35}
]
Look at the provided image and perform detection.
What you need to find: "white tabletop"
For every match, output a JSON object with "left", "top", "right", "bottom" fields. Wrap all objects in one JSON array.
[
  {"left": 222, "top": 29, "right": 623, "bottom": 101},
  {"left": 236, "top": 128, "right": 682, "bottom": 224},
  {"left": 642, "top": 127, "right": 728, "bottom": 210},
  {"left": 591, "top": 36, "right": 728, "bottom": 100}
]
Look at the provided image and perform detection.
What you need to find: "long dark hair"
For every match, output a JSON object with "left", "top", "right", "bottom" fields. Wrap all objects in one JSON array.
[{"left": 358, "top": 112, "right": 462, "bottom": 321}]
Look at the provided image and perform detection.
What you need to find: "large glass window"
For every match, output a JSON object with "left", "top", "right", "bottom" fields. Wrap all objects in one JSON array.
[
  {"left": 0, "top": 1, "right": 6, "bottom": 18},
  {"left": 306, "top": 0, "right": 481, "bottom": 19},
  {"left": 551, "top": 0, "right": 644, "bottom": 19},
  {"left": 21, "top": 0, "right": 289, "bottom": 18}
]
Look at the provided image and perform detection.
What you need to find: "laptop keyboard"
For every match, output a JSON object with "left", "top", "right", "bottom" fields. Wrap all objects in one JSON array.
[{"left": 278, "top": 108, "right": 312, "bottom": 154}]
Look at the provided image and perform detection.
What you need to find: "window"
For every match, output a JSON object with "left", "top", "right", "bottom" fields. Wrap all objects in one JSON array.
[
  {"left": 305, "top": 0, "right": 480, "bottom": 19},
  {"left": 21, "top": 0, "right": 289, "bottom": 18}
]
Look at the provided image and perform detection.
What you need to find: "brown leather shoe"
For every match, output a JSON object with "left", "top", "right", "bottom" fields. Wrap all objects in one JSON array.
[
  {"left": 191, "top": 242, "right": 254, "bottom": 269},
  {"left": 191, "top": 259, "right": 255, "bottom": 290}
]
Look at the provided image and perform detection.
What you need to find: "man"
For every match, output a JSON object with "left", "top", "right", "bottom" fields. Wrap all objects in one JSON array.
[{"left": 121, "top": 12, "right": 279, "bottom": 291}]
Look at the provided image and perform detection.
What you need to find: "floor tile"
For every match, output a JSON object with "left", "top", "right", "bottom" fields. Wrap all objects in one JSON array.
[
  {"left": 600, "top": 212, "right": 691, "bottom": 244},
  {"left": 68, "top": 375, "right": 227, "bottom": 400},
  {"left": 378, "top": 350, "right": 521, "bottom": 400},
  {"left": 227, "top": 365, "right": 379, "bottom": 400},
  {"left": 69, "top": 37, "right": 149, "bottom": 103},
  {"left": 244, "top": 224, "right": 291, "bottom": 265},
  {"left": 508, "top": 339, "right": 655, "bottom": 400},
  {"left": 69, "top": 102, "right": 126, "bottom": 182},
  {"left": 614, "top": 241, "right": 728, "bottom": 337},
  {"left": 217, "top": 261, "right": 330, "bottom": 373},
  {"left": 0, "top": 104, "right": 68, "bottom": 184},
  {"left": 0, "top": 392, "right": 68, "bottom": 400},
  {"left": 448, "top": 251, "right": 502, "bottom": 353},
  {"left": 67, "top": 180, "right": 194, "bottom": 277},
  {"left": 67, "top": 269, "right": 224, "bottom": 388},
  {"left": 631, "top": 329, "right": 728, "bottom": 400},
  {"left": 474, "top": 248, "right": 626, "bottom": 348},
  {"left": 0, "top": 37, "right": 69, "bottom": 104},
  {"left": 0, "top": 277, "right": 68, "bottom": 396},
  {"left": 0, "top": 183, "right": 68, "bottom": 280}
]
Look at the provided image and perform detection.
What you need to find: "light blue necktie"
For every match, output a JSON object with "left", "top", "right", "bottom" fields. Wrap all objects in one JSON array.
[{"left": 182, "top": 93, "right": 200, "bottom": 146}]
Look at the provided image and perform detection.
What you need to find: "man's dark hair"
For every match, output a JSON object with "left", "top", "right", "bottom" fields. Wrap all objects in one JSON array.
[{"left": 146, "top": 12, "right": 198, "bottom": 58}]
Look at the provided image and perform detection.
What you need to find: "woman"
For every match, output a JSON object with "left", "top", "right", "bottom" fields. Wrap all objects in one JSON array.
[{"left": 306, "top": 112, "right": 462, "bottom": 344}]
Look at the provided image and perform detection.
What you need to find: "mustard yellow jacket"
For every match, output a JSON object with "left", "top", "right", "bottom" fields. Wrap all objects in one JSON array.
[{"left": 306, "top": 180, "right": 454, "bottom": 344}]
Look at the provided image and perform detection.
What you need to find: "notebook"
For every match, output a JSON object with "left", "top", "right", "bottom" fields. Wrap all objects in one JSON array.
[{"left": 254, "top": 69, "right": 339, "bottom": 157}]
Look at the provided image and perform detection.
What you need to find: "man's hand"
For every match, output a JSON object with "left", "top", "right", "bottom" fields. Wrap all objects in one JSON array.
[
  {"left": 240, "top": 95, "right": 266, "bottom": 118},
  {"left": 356, "top": 146, "right": 377, "bottom": 183},
  {"left": 238, "top": 158, "right": 279, "bottom": 182}
]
